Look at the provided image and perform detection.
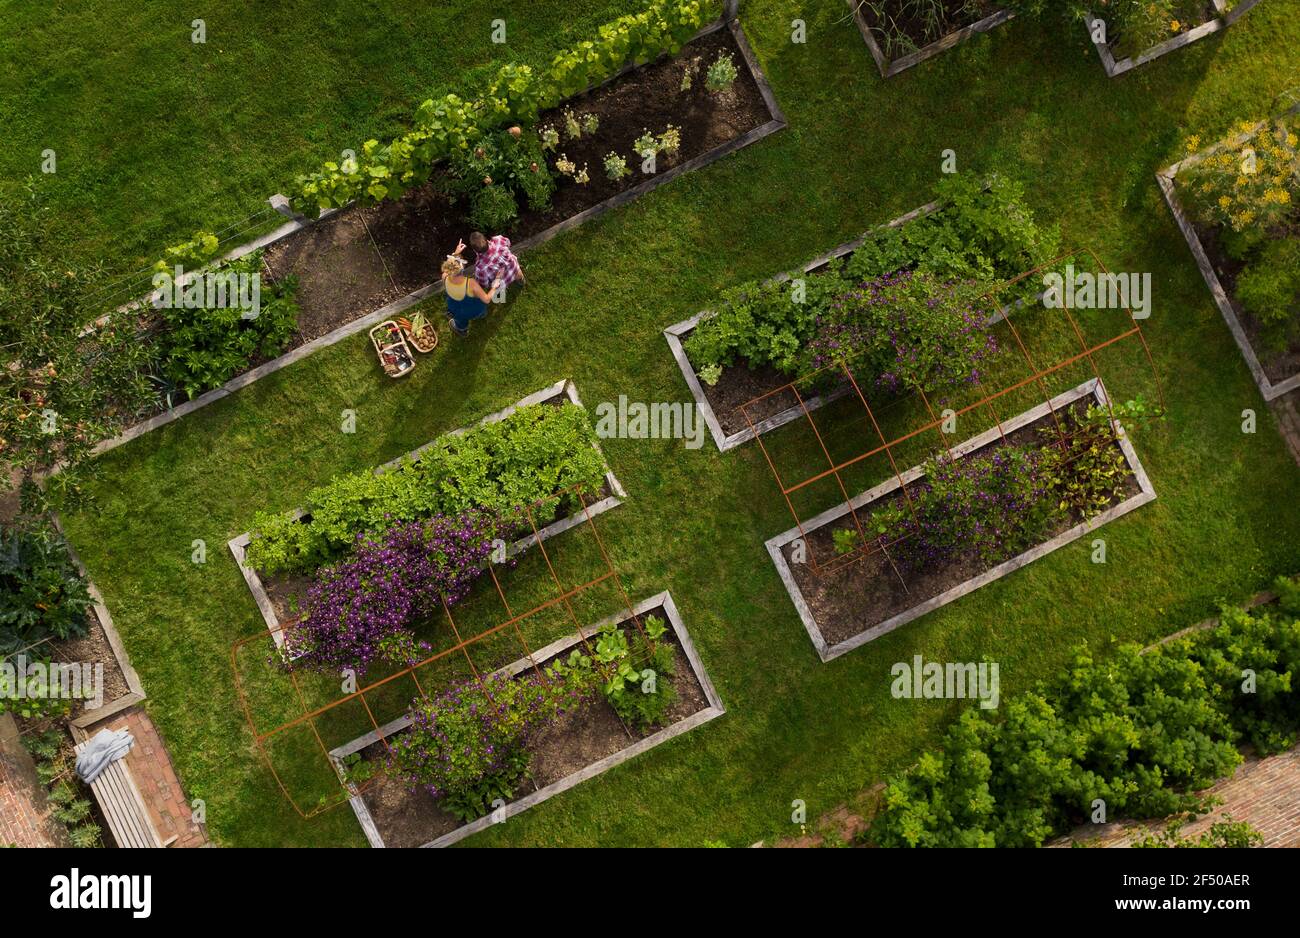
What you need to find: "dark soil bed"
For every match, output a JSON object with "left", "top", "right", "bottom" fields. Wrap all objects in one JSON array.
[
  {"left": 861, "top": 0, "right": 1002, "bottom": 55},
  {"left": 263, "top": 25, "right": 771, "bottom": 347},
  {"left": 354, "top": 606, "right": 708, "bottom": 847},
  {"left": 1186, "top": 206, "right": 1300, "bottom": 385},
  {"left": 783, "top": 400, "right": 1141, "bottom": 646}
]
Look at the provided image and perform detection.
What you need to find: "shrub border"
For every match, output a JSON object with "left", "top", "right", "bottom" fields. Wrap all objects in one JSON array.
[
  {"left": 226, "top": 378, "right": 627, "bottom": 657},
  {"left": 90, "top": 14, "right": 784, "bottom": 459},
  {"left": 664, "top": 198, "right": 942, "bottom": 452},
  {"left": 330, "top": 589, "right": 724, "bottom": 848},
  {"left": 845, "top": 3, "right": 1015, "bottom": 79},
  {"left": 765, "top": 377, "right": 1157, "bottom": 662},
  {"left": 1156, "top": 108, "right": 1300, "bottom": 402}
]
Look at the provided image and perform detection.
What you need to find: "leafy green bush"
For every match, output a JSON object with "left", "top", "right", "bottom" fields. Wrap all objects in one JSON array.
[
  {"left": 153, "top": 250, "right": 299, "bottom": 399},
  {"left": 1236, "top": 235, "right": 1300, "bottom": 332},
  {"left": 0, "top": 523, "right": 91, "bottom": 656},
  {"left": 443, "top": 128, "right": 556, "bottom": 232},
  {"left": 683, "top": 173, "right": 1056, "bottom": 379},
  {"left": 390, "top": 666, "right": 597, "bottom": 823},
  {"left": 566, "top": 613, "right": 677, "bottom": 730},
  {"left": 870, "top": 577, "right": 1300, "bottom": 847},
  {"left": 684, "top": 265, "right": 833, "bottom": 377},
  {"left": 243, "top": 402, "right": 609, "bottom": 575}
]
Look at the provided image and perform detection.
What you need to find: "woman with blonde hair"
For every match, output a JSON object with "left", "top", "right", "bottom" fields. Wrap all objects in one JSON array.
[{"left": 442, "top": 244, "right": 500, "bottom": 337}]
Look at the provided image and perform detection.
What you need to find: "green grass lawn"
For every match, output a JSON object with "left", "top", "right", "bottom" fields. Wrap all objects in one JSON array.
[
  {"left": 49, "top": 1, "right": 1300, "bottom": 846},
  {"left": 0, "top": 0, "right": 643, "bottom": 291}
]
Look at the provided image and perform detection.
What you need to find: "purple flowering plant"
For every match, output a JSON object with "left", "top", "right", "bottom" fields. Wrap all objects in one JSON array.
[
  {"left": 806, "top": 270, "right": 999, "bottom": 396},
  {"left": 284, "top": 509, "right": 499, "bottom": 675},
  {"left": 389, "top": 666, "right": 597, "bottom": 821},
  {"left": 868, "top": 443, "right": 1051, "bottom": 572}
]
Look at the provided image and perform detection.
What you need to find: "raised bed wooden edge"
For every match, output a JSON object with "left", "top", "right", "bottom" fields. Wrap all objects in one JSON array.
[
  {"left": 90, "top": 14, "right": 785, "bottom": 460},
  {"left": 227, "top": 378, "right": 628, "bottom": 656},
  {"left": 1085, "top": 0, "right": 1264, "bottom": 78},
  {"left": 845, "top": 2, "right": 1015, "bottom": 79},
  {"left": 330, "top": 590, "right": 725, "bottom": 848},
  {"left": 1156, "top": 109, "right": 1300, "bottom": 402},
  {"left": 765, "top": 377, "right": 1157, "bottom": 662},
  {"left": 664, "top": 188, "right": 1036, "bottom": 453}
]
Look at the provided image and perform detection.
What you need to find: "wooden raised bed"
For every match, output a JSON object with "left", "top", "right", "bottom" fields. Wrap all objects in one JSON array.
[
  {"left": 765, "top": 378, "right": 1157, "bottom": 662},
  {"left": 1085, "top": 0, "right": 1263, "bottom": 78},
  {"left": 665, "top": 192, "right": 1034, "bottom": 452},
  {"left": 227, "top": 379, "right": 627, "bottom": 657},
  {"left": 332, "top": 591, "right": 724, "bottom": 848},
  {"left": 846, "top": 1, "right": 1014, "bottom": 78},
  {"left": 1156, "top": 113, "right": 1300, "bottom": 402},
  {"left": 92, "top": 13, "right": 785, "bottom": 459}
]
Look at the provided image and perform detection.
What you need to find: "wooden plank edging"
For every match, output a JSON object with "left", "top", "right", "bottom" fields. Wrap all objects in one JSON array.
[
  {"left": 228, "top": 379, "right": 627, "bottom": 656},
  {"left": 765, "top": 378, "right": 1158, "bottom": 661}
]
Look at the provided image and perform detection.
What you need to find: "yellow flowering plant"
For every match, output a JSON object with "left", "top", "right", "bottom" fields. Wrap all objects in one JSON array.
[{"left": 1180, "top": 119, "right": 1299, "bottom": 235}]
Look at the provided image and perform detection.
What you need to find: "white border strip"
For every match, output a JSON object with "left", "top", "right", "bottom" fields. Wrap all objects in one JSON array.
[{"left": 765, "top": 378, "right": 1158, "bottom": 662}]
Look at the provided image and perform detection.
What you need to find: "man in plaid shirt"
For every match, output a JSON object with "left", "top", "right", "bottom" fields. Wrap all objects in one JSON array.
[{"left": 464, "top": 231, "right": 524, "bottom": 296}]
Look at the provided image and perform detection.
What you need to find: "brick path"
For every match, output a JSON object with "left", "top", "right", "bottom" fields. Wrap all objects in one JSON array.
[
  {"left": 0, "top": 714, "right": 66, "bottom": 847},
  {"left": 81, "top": 706, "right": 209, "bottom": 848},
  {"left": 1052, "top": 744, "right": 1300, "bottom": 848},
  {"left": 1269, "top": 390, "right": 1300, "bottom": 468}
]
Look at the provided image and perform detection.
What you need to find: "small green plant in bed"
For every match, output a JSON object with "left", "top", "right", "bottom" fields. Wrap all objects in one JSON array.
[
  {"left": 704, "top": 51, "right": 737, "bottom": 92},
  {"left": 153, "top": 247, "right": 300, "bottom": 400},
  {"left": 559, "top": 614, "right": 677, "bottom": 730}
]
